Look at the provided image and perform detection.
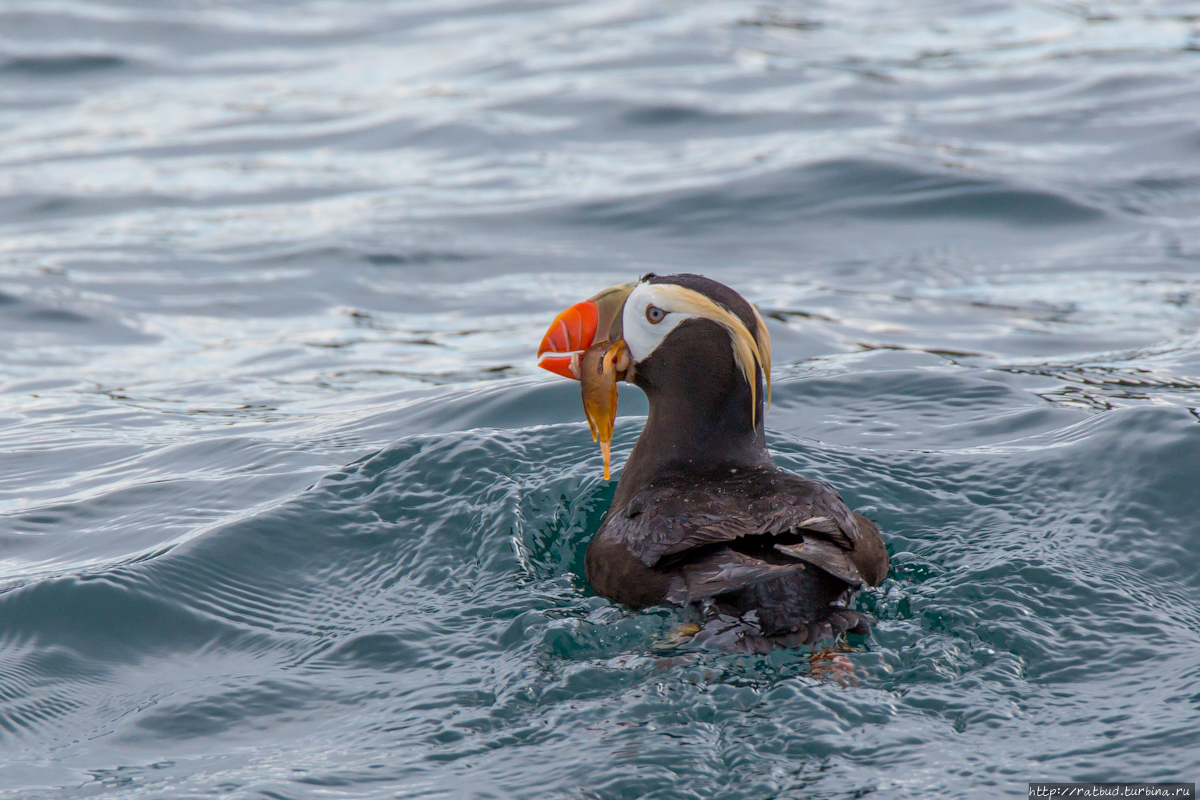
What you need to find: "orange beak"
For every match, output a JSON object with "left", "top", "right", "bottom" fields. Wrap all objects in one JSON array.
[
  {"left": 536, "top": 282, "right": 636, "bottom": 380},
  {"left": 536, "top": 301, "right": 598, "bottom": 380}
]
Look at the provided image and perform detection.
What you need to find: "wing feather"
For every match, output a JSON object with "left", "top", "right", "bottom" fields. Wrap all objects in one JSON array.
[
  {"left": 774, "top": 540, "right": 863, "bottom": 587},
  {"left": 665, "top": 549, "right": 806, "bottom": 604}
]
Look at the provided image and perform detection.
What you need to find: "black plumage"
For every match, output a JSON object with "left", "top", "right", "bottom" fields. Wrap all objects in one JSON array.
[{"left": 583, "top": 274, "right": 889, "bottom": 653}]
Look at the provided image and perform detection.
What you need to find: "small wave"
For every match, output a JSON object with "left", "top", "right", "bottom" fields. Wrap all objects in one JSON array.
[
  {"left": 0, "top": 55, "right": 126, "bottom": 77},
  {"left": 555, "top": 159, "right": 1104, "bottom": 232}
]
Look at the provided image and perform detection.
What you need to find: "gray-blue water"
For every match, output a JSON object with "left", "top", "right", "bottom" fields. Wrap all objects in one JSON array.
[{"left": 2, "top": 1, "right": 1199, "bottom": 797}]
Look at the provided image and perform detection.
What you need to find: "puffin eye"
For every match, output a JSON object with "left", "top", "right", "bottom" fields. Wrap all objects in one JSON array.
[{"left": 645, "top": 305, "right": 666, "bottom": 324}]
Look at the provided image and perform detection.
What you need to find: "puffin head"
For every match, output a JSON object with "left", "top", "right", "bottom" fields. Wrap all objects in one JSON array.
[{"left": 538, "top": 273, "right": 772, "bottom": 485}]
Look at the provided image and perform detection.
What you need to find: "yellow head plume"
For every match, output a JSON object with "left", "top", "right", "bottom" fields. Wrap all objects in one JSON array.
[{"left": 648, "top": 283, "right": 772, "bottom": 427}]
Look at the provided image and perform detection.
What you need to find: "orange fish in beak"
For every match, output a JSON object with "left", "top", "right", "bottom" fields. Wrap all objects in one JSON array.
[
  {"left": 579, "top": 339, "right": 630, "bottom": 479},
  {"left": 537, "top": 283, "right": 636, "bottom": 479}
]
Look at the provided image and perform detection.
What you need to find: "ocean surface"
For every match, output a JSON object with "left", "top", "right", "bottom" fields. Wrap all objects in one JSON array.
[{"left": 2, "top": 1, "right": 1199, "bottom": 797}]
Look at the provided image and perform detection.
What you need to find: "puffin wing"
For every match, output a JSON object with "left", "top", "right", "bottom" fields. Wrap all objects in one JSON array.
[
  {"left": 664, "top": 548, "right": 806, "bottom": 604},
  {"left": 603, "top": 467, "right": 887, "bottom": 586}
]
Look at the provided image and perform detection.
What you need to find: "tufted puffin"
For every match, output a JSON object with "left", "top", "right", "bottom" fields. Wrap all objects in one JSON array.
[{"left": 537, "top": 274, "right": 888, "bottom": 653}]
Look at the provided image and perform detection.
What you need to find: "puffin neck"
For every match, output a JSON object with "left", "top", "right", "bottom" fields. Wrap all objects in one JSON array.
[{"left": 614, "top": 317, "right": 771, "bottom": 507}]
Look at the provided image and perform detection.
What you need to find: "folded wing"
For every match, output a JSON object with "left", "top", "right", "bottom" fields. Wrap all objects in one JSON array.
[{"left": 600, "top": 466, "right": 888, "bottom": 593}]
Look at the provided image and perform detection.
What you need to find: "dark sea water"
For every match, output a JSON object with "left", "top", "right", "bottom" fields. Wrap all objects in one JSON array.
[{"left": 2, "top": 1, "right": 1200, "bottom": 797}]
